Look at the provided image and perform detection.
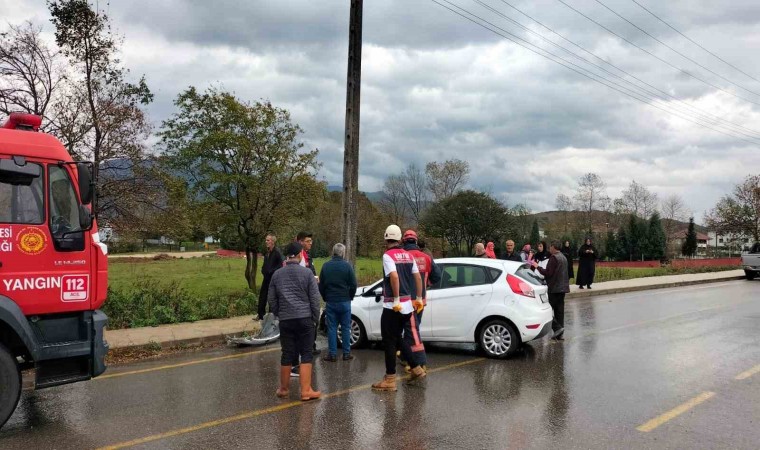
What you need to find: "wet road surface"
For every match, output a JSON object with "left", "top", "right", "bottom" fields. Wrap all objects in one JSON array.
[{"left": 1, "top": 280, "right": 759, "bottom": 449}]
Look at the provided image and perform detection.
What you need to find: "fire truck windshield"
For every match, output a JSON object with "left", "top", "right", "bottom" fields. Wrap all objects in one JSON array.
[{"left": 0, "top": 162, "right": 44, "bottom": 224}]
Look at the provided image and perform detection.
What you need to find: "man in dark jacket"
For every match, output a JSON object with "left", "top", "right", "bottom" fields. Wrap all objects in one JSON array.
[
  {"left": 502, "top": 239, "right": 522, "bottom": 262},
  {"left": 532, "top": 240, "right": 570, "bottom": 340},
  {"left": 257, "top": 234, "right": 283, "bottom": 321},
  {"left": 319, "top": 243, "right": 358, "bottom": 361},
  {"left": 269, "top": 242, "right": 321, "bottom": 401}
]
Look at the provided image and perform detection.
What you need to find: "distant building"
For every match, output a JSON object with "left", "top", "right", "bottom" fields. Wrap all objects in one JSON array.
[
  {"left": 706, "top": 231, "right": 753, "bottom": 252},
  {"left": 668, "top": 229, "right": 709, "bottom": 257}
]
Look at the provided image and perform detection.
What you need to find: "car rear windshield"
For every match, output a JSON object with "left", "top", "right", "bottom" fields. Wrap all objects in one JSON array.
[
  {"left": 0, "top": 163, "right": 44, "bottom": 224},
  {"left": 514, "top": 265, "right": 545, "bottom": 286}
]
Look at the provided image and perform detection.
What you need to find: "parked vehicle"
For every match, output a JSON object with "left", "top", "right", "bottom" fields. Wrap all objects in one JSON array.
[
  {"left": 0, "top": 113, "right": 108, "bottom": 428},
  {"left": 742, "top": 243, "right": 760, "bottom": 280},
  {"left": 322, "top": 258, "right": 554, "bottom": 359}
]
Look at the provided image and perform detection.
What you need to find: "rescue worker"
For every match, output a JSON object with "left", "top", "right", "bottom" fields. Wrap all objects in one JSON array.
[
  {"left": 401, "top": 230, "right": 441, "bottom": 371},
  {"left": 372, "top": 225, "right": 426, "bottom": 392}
]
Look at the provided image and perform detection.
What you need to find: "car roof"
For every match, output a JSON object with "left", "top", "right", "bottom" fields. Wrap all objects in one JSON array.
[{"left": 434, "top": 257, "right": 525, "bottom": 269}]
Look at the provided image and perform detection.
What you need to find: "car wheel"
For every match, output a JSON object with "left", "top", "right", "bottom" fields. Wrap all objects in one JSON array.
[
  {"left": 745, "top": 270, "right": 757, "bottom": 281},
  {"left": 0, "top": 343, "right": 21, "bottom": 428},
  {"left": 337, "top": 316, "right": 367, "bottom": 349},
  {"left": 478, "top": 319, "right": 519, "bottom": 359}
]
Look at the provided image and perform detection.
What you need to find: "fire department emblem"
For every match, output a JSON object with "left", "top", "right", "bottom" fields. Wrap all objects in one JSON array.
[{"left": 17, "top": 227, "right": 48, "bottom": 256}]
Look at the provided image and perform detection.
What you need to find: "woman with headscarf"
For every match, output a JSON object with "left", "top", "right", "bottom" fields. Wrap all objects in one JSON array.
[
  {"left": 561, "top": 240, "right": 575, "bottom": 281},
  {"left": 485, "top": 242, "right": 496, "bottom": 259},
  {"left": 520, "top": 244, "right": 533, "bottom": 262},
  {"left": 533, "top": 241, "right": 550, "bottom": 263},
  {"left": 576, "top": 237, "right": 597, "bottom": 289}
]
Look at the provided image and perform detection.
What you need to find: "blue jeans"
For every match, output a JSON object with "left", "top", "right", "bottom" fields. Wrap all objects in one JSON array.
[{"left": 326, "top": 301, "right": 352, "bottom": 356}]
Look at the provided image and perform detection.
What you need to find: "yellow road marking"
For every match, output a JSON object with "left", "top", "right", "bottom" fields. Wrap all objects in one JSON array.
[
  {"left": 97, "top": 347, "right": 280, "bottom": 380},
  {"left": 96, "top": 357, "right": 486, "bottom": 450},
  {"left": 735, "top": 364, "right": 760, "bottom": 380},
  {"left": 636, "top": 392, "right": 716, "bottom": 432}
]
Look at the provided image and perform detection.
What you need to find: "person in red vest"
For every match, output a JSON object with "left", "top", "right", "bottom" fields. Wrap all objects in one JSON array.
[
  {"left": 400, "top": 229, "right": 441, "bottom": 371},
  {"left": 372, "top": 225, "right": 426, "bottom": 392}
]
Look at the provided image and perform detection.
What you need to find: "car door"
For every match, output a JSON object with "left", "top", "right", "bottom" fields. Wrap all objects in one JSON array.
[{"left": 429, "top": 263, "right": 493, "bottom": 339}]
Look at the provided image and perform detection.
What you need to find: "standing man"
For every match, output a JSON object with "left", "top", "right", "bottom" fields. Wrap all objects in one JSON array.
[
  {"left": 319, "top": 243, "right": 358, "bottom": 362},
  {"left": 269, "top": 242, "right": 321, "bottom": 401},
  {"left": 292, "top": 231, "right": 319, "bottom": 378},
  {"left": 296, "top": 231, "right": 316, "bottom": 276},
  {"left": 257, "top": 234, "right": 283, "bottom": 321},
  {"left": 402, "top": 230, "right": 441, "bottom": 371},
  {"left": 372, "top": 225, "right": 426, "bottom": 392},
  {"left": 473, "top": 243, "right": 487, "bottom": 257},
  {"left": 531, "top": 240, "right": 570, "bottom": 341},
  {"left": 502, "top": 239, "right": 522, "bottom": 262}
]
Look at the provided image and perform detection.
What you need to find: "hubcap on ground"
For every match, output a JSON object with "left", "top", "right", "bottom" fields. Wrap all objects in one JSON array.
[{"left": 483, "top": 324, "right": 511, "bottom": 356}]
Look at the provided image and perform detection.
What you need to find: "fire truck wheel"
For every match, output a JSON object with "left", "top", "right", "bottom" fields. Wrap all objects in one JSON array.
[{"left": 0, "top": 343, "right": 21, "bottom": 428}]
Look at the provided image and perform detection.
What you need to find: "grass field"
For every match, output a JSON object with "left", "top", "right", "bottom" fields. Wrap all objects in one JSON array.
[{"left": 105, "top": 256, "right": 737, "bottom": 329}]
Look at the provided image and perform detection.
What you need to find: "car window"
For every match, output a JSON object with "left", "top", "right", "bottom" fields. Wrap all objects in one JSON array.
[
  {"left": 488, "top": 268, "right": 503, "bottom": 283},
  {"left": 439, "top": 264, "right": 490, "bottom": 289},
  {"left": 514, "top": 265, "right": 545, "bottom": 286},
  {"left": 361, "top": 281, "right": 383, "bottom": 297},
  {"left": 0, "top": 162, "right": 44, "bottom": 224}
]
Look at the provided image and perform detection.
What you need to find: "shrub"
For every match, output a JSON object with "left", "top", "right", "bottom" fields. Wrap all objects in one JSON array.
[{"left": 103, "top": 280, "right": 256, "bottom": 329}]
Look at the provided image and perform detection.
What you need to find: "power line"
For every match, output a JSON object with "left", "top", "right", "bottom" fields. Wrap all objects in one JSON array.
[
  {"left": 555, "top": 0, "right": 760, "bottom": 108},
  {"left": 428, "top": 0, "right": 760, "bottom": 146},
  {"left": 593, "top": 0, "right": 760, "bottom": 98},
  {"left": 476, "top": 0, "right": 760, "bottom": 140},
  {"left": 628, "top": 0, "right": 760, "bottom": 84}
]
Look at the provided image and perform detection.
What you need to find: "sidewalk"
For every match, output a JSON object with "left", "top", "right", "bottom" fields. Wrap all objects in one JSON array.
[{"left": 104, "top": 269, "right": 746, "bottom": 351}]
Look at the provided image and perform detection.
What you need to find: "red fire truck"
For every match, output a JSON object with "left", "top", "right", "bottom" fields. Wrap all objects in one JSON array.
[{"left": 0, "top": 113, "right": 108, "bottom": 427}]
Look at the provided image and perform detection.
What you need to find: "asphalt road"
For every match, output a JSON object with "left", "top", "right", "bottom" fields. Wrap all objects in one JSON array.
[{"left": 1, "top": 280, "right": 759, "bottom": 449}]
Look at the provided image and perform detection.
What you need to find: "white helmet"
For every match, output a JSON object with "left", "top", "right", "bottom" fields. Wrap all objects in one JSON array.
[{"left": 384, "top": 224, "right": 402, "bottom": 241}]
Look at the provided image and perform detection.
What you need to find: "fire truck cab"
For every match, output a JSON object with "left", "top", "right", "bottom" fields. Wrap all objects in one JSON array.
[{"left": 0, "top": 113, "right": 108, "bottom": 427}]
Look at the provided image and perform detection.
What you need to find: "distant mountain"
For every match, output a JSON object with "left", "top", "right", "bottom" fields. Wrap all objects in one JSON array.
[{"left": 327, "top": 185, "right": 384, "bottom": 203}]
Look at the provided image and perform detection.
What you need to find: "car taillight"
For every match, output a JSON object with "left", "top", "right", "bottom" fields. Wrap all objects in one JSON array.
[{"left": 507, "top": 274, "right": 535, "bottom": 298}]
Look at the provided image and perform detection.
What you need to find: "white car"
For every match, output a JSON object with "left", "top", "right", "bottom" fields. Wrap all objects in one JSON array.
[{"left": 323, "top": 258, "right": 554, "bottom": 359}]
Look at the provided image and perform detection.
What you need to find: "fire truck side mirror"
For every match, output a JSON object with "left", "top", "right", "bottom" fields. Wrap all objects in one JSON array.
[
  {"left": 78, "top": 204, "right": 94, "bottom": 231},
  {"left": 76, "top": 162, "right": 94, "bottom": 205}
]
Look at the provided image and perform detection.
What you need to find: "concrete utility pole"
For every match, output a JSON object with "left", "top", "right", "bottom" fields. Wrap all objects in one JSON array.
[{"left": 341, "top": 0, "right": 362, "bottom": 265}]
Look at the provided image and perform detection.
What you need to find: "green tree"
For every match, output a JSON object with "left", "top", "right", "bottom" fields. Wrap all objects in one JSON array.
[
  {"left": 530, "top": 220, "right": 541, "bottom": 248},
  {"left": 705, "top": 175, "right": 760, "bottom": 241},
  {"left": 421, "top": 190, "right": 509, "bottom": 256},
  {"left": 645, "top": 212, "right": 666, "bottom": 260},
  {"left": 159, "top": 87, "right": 321, "bottom": 290},
  {"left": 604, "top": 229, "right": 617, "bottom": 261},
  {"left": 616, "top": 225, "right": 629, "bottom": 262},
  {"left": 682, "top": 217, "right": 698, "bottom": 258}
]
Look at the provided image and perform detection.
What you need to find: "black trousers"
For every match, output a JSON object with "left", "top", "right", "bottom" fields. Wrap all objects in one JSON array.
[
  {"left": 279, "top": 318, "right": 314, "bottom": 365},
  {"left": 548, "top": 293, "right": 565, "bottom": 332},
  {"left": 381, "top": 308, "right": 415, "bottom": 375},
  {"left": 257, "top": 278, "right": 271, "bottom": 319}
]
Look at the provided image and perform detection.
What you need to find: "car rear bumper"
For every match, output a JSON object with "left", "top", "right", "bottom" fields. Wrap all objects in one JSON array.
[
  {"left": 534, "top": 321, "right": 553, "bottom": 340},
  {"left": 518, "top": 307, "right": 554, "bottom": 342}
]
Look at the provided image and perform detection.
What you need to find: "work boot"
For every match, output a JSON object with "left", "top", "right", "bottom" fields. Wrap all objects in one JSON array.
[
  {"left": 372, "top": 374, "right": 397, "bottom": 392},
  {"left": 407, "top": 366, "right": 427, "bottom": 385},
  {"left": 276, "top": 365, "right": 290, "bottom": 398},
  {"left": 299, "top": 363, "right": 321, "bottom": 402}
]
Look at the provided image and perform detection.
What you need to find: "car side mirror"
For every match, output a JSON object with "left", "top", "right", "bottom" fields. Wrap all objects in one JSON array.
[
  {"left": 77, "top": 162, "right": 94, "bottom": 205},
  {"left": 79, "top": 205, "right": 94, "bottom": 231},
  {"left": 374, "top": 287, "right": 383, "bottom": 302}
]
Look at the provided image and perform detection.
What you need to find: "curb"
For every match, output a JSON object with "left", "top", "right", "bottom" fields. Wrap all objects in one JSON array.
[{"left": 566, "top": 275, "right": 745, "bottom": 300}]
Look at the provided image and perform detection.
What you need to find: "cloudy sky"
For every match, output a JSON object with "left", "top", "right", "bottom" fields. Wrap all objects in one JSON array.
[{"left": 4, "top": 0, "right": 760, "bottom": 221}]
